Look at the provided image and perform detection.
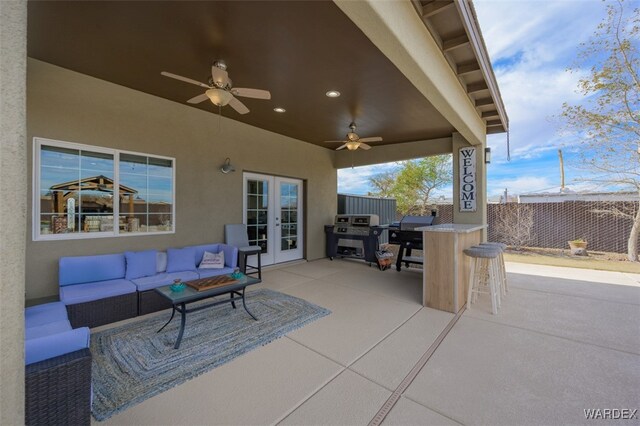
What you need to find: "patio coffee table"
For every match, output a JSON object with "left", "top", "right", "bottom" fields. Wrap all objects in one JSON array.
[{"left": 154, "top": 274, "right": 261, "bottom": 349}]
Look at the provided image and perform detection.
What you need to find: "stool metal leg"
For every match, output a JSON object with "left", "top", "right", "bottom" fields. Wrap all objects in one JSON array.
[{"left": 467, "top": 258, "right": 476, "bottom": 309}]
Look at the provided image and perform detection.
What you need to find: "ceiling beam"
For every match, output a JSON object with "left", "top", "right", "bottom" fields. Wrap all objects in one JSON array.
[
  {"left": 466, "top": 81, "right": 488, "bottom": 94},
  {"left": 334, "top": 0, "right": 486, "bottom": 146},
  {"left": 442, "top": 34, "right": 469, "bottom": 52},
  {"left": 486, "top": 119, "right": 502, "bottom": 127},
  {"left": 456, "top": 61, "right": 480, "bottom": 76},
  {"left": 487, "top": 126, "right": 505, "bottom": 134},
  {"left": 422, "top": 1, "right": 454, "bottom": 18},
  {"left": 474, "top": 97, "right": 494, "bottom": 107},
  {"left": 481, "top": 110, "right": 499, "bottom": 119}
]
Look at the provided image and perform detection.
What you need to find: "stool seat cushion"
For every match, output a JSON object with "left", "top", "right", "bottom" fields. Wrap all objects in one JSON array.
[
  {"left": 464, "top": 247, "right": 500, "bottom": 258},
  {"left": 238, "top": 246, "right": 262, "bottom": 254},
  {"left": 480, "top": 242, "right": 507, "bottom": 251}
]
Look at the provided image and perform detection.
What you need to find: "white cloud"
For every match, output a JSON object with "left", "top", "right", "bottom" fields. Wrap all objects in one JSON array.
[
  {"left": 488, "top": 175, "right": 554, "bottom": 196},
  {"left": 475, "top": 0, "right": 605, "bottom": 163},
  {"left": 337, "top": 163, "right": 399, "bottom": 194}
]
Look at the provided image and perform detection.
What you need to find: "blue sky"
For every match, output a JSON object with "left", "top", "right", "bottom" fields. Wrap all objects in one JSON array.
[{"left": 338, "top": 0, "right": 610, "bottom": 198}]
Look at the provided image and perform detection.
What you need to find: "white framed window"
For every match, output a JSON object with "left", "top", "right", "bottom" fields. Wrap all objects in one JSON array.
[{"left": 33, "top": 137, "right": 175, "bottom": 241}]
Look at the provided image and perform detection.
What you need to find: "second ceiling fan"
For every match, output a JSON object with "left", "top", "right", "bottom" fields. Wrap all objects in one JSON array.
[
  {"left": 325, "top": 122, "right": 383, "bottom": 151},
  {"left": 161, "top": 60, "right": 270, "bottom": 115}
]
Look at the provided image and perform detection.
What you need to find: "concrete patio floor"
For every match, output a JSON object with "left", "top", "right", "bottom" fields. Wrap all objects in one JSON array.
[{"left": 97, "top": 259, "right": 640, "bottom": 425}]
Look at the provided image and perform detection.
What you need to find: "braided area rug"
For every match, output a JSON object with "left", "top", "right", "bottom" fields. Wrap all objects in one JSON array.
[{"left": 90, "top": 289, "right": 330, "bottom": 421}]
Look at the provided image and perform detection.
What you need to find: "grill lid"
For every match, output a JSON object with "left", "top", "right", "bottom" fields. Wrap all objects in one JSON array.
[{"left": 399, "top": 215, "right": 435, "bottom": 231}]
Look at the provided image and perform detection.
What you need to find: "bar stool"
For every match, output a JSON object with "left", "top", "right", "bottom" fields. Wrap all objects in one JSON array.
[
  {"left": 464, "top": 246, "right": 501, "bottom": 314},
  {"left": 479, "top": 242, "right": 508, "bottom": 296},
  {"left": 224, "top": 224, "right": 262, "bottom": 279}
]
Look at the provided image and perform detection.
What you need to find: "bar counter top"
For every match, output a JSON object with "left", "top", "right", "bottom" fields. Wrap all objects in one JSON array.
[{"left": 415, "top": 223, "right": 486, "bottom": 234}]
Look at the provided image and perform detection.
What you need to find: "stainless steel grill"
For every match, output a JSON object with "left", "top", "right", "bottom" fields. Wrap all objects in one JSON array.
[
  {"left": 325, "top": 214, "right": 383, "bottom": 265},
  {"left": 388, "top": 213, "right": 436, "bottom": 271}
]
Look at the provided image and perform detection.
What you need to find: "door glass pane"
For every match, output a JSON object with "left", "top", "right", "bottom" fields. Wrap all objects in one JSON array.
[
  {"left": 247, "top": 179, "right": 269, "bottom": 254},
  {"left": 280, "top": 182, "right": 298, "bottom": 252}
]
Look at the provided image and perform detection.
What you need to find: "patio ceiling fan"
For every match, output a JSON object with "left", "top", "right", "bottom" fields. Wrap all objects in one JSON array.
[
  {"left": 161, "top": 60, "right": 271, "bottom": 115},
  {"left": 325, "top": 122, "right": 383, "bottom": 151}
]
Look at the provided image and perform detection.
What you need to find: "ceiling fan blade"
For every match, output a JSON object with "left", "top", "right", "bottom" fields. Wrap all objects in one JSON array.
[
  {"left": 359, "top": 136, "right": 383, "bottom": 143},
  {"left": 186, "top": 93, "right": 209, "bottom": 104},
  {"left": 211, "top": 66, "right": 229, "bottom": 86},
  {"left": 335, "top": 144, "right": 348, "bottom": 151},
  {"left": 324, "top": 140, "right": 347, "bottom": 143},
  {"left": 359, "top": 143, "right": 372, "bottom": 150},
  {"left": 228, "top": 96, "right": 250, "bottom": 115},
  {"left": 161, "top": 72, "right": 211, "bottom": 89},
  {"left": 232, "top": 88, "right": 271, "bottom": 100}
]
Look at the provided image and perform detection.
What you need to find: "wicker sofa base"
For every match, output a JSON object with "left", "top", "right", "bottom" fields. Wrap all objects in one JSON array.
[
  {"left": 67, "top": 292, "right": 138, "bottom": 328},
  {"left": 26, "top": 348, "right": 92, "bottom": 426},
  {"left": 139, "top": 289, "right": 173, "bottom": 316}
]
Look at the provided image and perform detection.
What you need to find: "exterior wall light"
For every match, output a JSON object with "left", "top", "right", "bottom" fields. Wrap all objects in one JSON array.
[
  {"left": 220, "top": 157, "right": 235, "bottom": 174},
  {"left": 484, "top": 147, "right": 491, "bottom": 164}
]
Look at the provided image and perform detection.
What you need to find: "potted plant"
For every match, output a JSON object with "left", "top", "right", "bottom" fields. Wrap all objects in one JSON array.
[{"left": 568, "top": 238, "right": 588, "bottom": 256}]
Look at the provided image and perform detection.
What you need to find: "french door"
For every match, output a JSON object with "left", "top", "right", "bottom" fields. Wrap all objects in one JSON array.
[{"left": 243, "top": 173, "right": 304, "bottom": 265}]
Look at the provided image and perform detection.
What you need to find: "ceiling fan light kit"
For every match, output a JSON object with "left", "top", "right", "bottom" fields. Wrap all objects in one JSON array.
[
  {"left": 161, "top": 60, "right": 270, "bottom": 115},
  {"left": 206, "top": 88, "right": 233, "bottom": 106},
  {"left": 325, "top": 122, "right": 383, "bottom": 152}
]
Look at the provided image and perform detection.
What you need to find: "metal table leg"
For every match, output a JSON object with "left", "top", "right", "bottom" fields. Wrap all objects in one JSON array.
[
  {"left": 230, "top": 293, "right": 237, "bottom": 309},
  {"left": 157, "top": 305, "right": 176, "bottom": 333},
  {"left": 174, "top": 303, "right": 186, "bottom": 349},
  {"left": 242, "top": 288, "right": 258, "bottom": 321}
]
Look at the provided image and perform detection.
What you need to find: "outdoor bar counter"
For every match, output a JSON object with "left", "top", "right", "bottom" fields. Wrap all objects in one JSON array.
[{"left": 415, "top": 223, "right": 486, "bottom": 313}]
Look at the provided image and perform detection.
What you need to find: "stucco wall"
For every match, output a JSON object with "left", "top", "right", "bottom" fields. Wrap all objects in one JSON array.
[
  {"left": 26, "top": 59, "right": 337, "bottom": 300},
  {"left": 1, "top": 1, "right": 26, "bottom": 423}
]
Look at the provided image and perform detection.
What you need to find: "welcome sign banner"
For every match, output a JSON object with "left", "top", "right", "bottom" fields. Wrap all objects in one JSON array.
[{"left": 459, "top": 146, "right": 476, "bottom": 212}]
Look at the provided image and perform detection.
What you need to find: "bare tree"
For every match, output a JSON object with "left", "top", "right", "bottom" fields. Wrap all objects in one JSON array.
[
  {"left": 561, "top": 0, "right": 640, "bottom": 260},
  {"left": 493, "top": 204, "right": 535, "bottom": 250}
]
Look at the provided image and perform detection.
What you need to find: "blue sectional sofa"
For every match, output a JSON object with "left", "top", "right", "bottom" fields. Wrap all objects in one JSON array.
[
  {"left": 59, "top": 243, "right": 238, "bottom": 327},
  {"left": 25, "top": 302, "right": 91, "bottom": 425}
]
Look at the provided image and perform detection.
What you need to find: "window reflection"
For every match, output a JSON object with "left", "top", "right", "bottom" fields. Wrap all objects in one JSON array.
[{"left": 37, "top": 141, "right": 174, "bottom": 238}]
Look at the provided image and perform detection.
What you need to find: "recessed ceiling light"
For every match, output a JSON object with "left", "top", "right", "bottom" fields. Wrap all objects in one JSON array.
[
  {"left": 273, "top": 107, "right": 286, "bottom": 113},
  {"left": 326, "top": 90, "right": 341, "bottom": 98}
]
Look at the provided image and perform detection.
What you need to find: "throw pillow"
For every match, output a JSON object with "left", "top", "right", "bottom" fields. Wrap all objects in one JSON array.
[
  {"left": 156, "top": 251, "right": 167, "bottom": 273},
  {"left": 199, "top": 251, "right": 225, "bottom": 269},
  {"left": 125, "top": 250, "right": 158, "bottom": 280},
  {"left": 166, "top": 247, "right": 197, "bottom": 273}
]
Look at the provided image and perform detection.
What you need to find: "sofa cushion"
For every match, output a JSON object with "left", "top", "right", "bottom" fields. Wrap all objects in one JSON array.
[
  {"left": 199, "top": 251, "right": 225, "bottom": 269},
  {"left": 25, "top": 327, "right": 90, "bottom": 365},
  {"left": 157, "top": 251, "right": 168, "bottom": 273},
  {"left": 125, "top": 250, "right": 158, "bottom": 280},
  {"left": 25, "top": 302, "right": 69, "bottom": 328},
  {"left": 132, "top": 271, "right": 199, "bottom": 292},
  {"left": 197, "top": 266, "right": 234, "bottom": 279},
  {"left": 59, "top": 278, "right": 137, "bottom": 305},
  {"left": 166, "top": 247, "right": 197, "bottom": 273},
  {"left": 25, "top": 320, "right": 72, "bottom": 340},
  {"left": 59, "top": 253, "right": 126, "bottom": 286}
]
